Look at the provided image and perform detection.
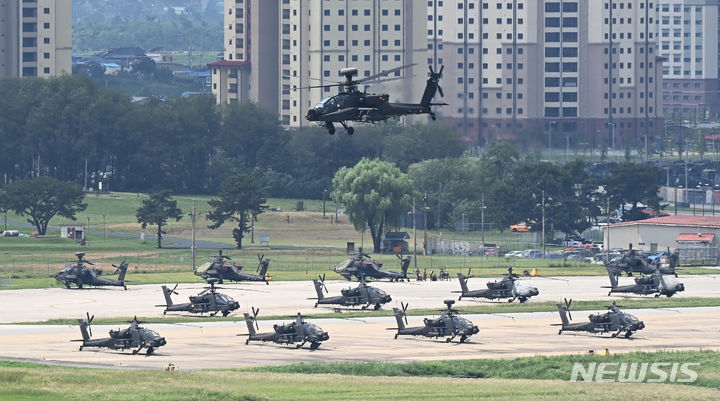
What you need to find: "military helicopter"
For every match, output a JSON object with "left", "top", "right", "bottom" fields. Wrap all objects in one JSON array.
[
  {"left": 555, "top": 299, "right": 645, "bottom": 338},
  {"left": 605, "top": 267, "right": 685, "bottom": 298},
  {"left": 333, "top": 248, "right": 410, "bottom": 282},
  {"left": 242, "top": 307, "right": 329, "bottom": 350},
  {"left": 311, "top": 274, "right": 392, "bottom": 310},
  {"left": 194, "top": 250, "right": 270, "bottom": 285},
  {"left": 156, "top": 280, "right": 240, "bottom": 317},
  {"left": 605, "top": 244, "right": 679, "bottom": 277},
  {"left": 455, "top": 267, "right": 539, "bottom": 303},
  {"left": 304, "top": 64, "right": 446, "bottom": 135},
  {"left": 391, "top": 300, "right": 479, "bottom": 343},
  {"left": 54, "top": 252, "right": 129, "bottom": 290},
  {"left": 74, "top": 313, "right": 166, "bottom": 355}
]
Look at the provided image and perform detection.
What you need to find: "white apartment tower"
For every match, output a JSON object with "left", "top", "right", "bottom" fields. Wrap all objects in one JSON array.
[
  {"left": 0, "top": 0, "right": 71, "bottom": 78},
  {"left": 428, "top": 0, "right": 664, "bottom": 149},
  {"left": 214, "top": 0, "right": 428, "bottom": 128},
  {"left": 656, "top": 1, "right": 719, "bottom": 119},
  {"left": 211, "top": 0, "right": 279, "bottom": 113},
  {"left": 280, "top": 0, "right": 428, "bottom": 127}
]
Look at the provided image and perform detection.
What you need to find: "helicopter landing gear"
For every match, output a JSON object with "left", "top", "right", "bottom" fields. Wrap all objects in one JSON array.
[
  {"left": 325, "top": 122, "right": 336, "bottom": 135},
  {"left": 310, "top": 341, "right": 321, "bottom": 350},
  {"left": 624, "top": 331, "right": 633, "bottom": 338},
  {"left": 460, "top": 335, "right": 468, "bottom": 343},
  {"left": 339, "top": 121, "right": 354, "bottom": 135},
  {"left": 146, "top": 347, "right": 155, "bottom": 356},
  {"left": 430, "top": 113, "right": 436, "bottom": 121},
  {"left": 374, "top": 303, "right": 381, "bottom": 311}
]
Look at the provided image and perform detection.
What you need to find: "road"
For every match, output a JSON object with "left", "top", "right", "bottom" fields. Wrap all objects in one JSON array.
[
  {"left": 0, "top": 274, "right": 718, "bottom": 324},
  {"left": 0, "top": 307, "right": 717, "bottom": 370},
  {"left": 1, "top": 274, "right": 718, "bottom": 370}
]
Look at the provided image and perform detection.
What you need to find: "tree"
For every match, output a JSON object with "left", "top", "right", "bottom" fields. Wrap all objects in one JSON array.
[
  {"left": 206, "top": 173, "right": 266, "bottom": 248},
  {"left": 136, "top": 190, "right": 183, "bottom": 248},
  {"left": 332, "top": 158, "right": 415, "bottom": 253},
  {"left": 604, "top": 163, "right": 662, "bottom": 221},
  {"left": 4, "top": 177, "right": 87, "bottom": 235}
]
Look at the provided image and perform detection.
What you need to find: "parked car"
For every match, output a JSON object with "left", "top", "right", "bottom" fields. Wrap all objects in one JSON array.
[{"left": 510, "top": 222, "right": 530, "bottom": 232}]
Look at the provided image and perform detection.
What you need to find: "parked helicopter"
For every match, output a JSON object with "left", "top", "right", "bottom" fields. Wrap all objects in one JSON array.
[
  {"left": 311, "top": 274, "right": 392, "bottom": 310},
  {"left": 74, "top": 313, "right": 166, "bottom": 355},
  {"left": 194, "top": 250, "right": 270, "bottom": 284},
  {"left": 242, "top": 307, "right": 329, "bottom": 350},
  {"left": 455, "top": 267, "right": 539, "bottom": 303},
  {"left": 333, "top": 249, "right": 410, "bottom": 281},
  {"left": 157, "top": 280, "right": 240, "bottom": 316},
  {"left": 605, "top": 268, "right": 685, "bottom": 298},
  {"left": 555, "top": 299, "right": 645, "bottom": 338},
  {"left": 54, "top": 252, "right": 129, "bottom": 290},
  {"left": 304, "top": 64, "right": 446, "bottom": 135},
  {"left": 606, "top": 244, "right": 679, "bottom": 277},
  {"left": 391, "top": 300, "right": 479, "bottom": 343}
]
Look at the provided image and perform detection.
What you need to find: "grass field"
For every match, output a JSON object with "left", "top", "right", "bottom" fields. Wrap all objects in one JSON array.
[
  {"left": 15, "top": 297, "right": 720, "bottom": 326},
  {"left": 0, "top": 352, "right": 718, "bottom": 400},
  {"left": 0, "top": 192, "right": 715, "bottom": 291}
]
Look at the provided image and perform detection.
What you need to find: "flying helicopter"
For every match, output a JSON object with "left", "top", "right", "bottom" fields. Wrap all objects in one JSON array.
[
  {"left": 304, "top": 64, "right": 447, "bottom": 135},
  {"left": 555, "top": 299, "right": 645, "bottom": 338},
  {"left": 194, "top": 250, "right": 271, "bottom": 285},
  {"left": 242, "top": 307, "right": 329, "bottom": 350},
  {"left": 605, "top": 244, "right": 679, "bottom": 277},
  {"left": 605, "top": 267, "right": 685, "bottom": 298},
  {"left": 156, "top": 280, "right": 240, "bottom": 316},
  {"left": 73, "top": 313, "right": 166, "bottom": 355},
  {"left": 54, "top": 252, "right": 129, "bottom": 290},
  {"left": 455, "top": 267, "right": 539, "bottom": 303},
  {"left": 333, "top": 248, "right": 410, "bottom": 282},
  {"left": 311, "top": 274, "right": 392, "bottom": 310},
  {"left": 390, "top": 300, "right": 479, "bottom": 343}
]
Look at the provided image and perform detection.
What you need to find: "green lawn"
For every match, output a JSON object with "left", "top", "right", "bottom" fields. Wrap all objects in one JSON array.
[
  {"left": 16, "top": 297, "right": 720, "bottom": 326},
  {"left": 0, "top": 352, "right": 718, "bottom": 400}
]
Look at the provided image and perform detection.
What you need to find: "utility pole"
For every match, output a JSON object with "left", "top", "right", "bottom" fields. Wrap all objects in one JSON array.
[
  {"left": 84, "top": 159, "right": 88, "bottom": 192},
  {"left": 605, "top": 197, "right": 611, "bottom": 264},
  {"left": 481, "top": 193, "right": 486, "bottom": 246},
  {"left": 190, "top": 200, "right": 196, "bottom": 271},
  {"left": 412, "top": 198, "right": 417, "bottom": 268},
  {"left": 102, "top": 214, "right": 106, "bottom": 241},
  {"left": 423, "top": 192, "right": 428, "bottom": 256},
  {"left": 541, "top": 190, "right": 546, "bottom": 258},
  {"left": 322, "top": 190, "right": 327, "bottom": 219}
]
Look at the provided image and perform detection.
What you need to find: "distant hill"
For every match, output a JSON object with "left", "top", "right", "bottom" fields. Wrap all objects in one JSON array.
[{"left": 73, "top": 0, "right": 223, "bottom": 52}]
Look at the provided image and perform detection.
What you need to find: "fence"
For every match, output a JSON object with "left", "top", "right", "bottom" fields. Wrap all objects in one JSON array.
[{"left": 677, "top": 246, "right": 719, "bottom": 266}]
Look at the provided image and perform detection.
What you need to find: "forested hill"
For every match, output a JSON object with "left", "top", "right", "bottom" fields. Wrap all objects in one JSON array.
[{"left": 72, "top": 0, "right": 223, "bottom": 51}]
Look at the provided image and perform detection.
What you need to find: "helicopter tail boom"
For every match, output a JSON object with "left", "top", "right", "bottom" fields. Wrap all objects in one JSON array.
[
  {"left": 312, "top": 280, "right": 325, "bottom": 301},
  {"left": 243, "top": 313, "right": 256, "bottom": 336},
  {"left": 77, "top": 319, "right": 91, "bottom": 341},
  {"left": 420, "top": 65, "right": 444, "bottom": 107},
  {"left": 161, "top": 285, "right": 174, "bottom": 307},
  {"left": 556, "top": 304, "right": 570, "bottom": 327},
  {"left": 392, "top": 308, "right": 406, "bottom": 330}
]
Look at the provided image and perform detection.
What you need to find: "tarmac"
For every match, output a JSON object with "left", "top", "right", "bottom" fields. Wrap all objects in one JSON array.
[{"left": 0, "top": 274, "right": 718, "bottom": 370}]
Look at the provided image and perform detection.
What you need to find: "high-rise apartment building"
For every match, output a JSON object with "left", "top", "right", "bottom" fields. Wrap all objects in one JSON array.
[
  {"left": 428, "top": 0, "right": 664, "bottom": 149},
  {"left": 210, "top": 0, "right": 279, "bottom": 113},
  {"left": 0, "top": 0, "right": 71, "bottom": 78},
  {"left": 656, "top": 1, "right": 719, "bottom": 120},
  {"left": 214, "top": 0, "right": 428, "bottom": 128}
]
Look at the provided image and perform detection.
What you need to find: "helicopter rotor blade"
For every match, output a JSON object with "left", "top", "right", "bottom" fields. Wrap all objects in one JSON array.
[
  {"left": 356, "top": 63, "right": 416, "bottom": 84},
  {"left": 171, "top": 283, "right": 179, "bottom": 295},
  {"left": 437, "top": 85, "right": 444, "bottom": 98},
  {"left": 564, "top": 298, "right": 573, "bottom": 321}
]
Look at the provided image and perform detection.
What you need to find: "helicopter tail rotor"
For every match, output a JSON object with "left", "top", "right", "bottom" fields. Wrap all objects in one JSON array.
[
  {"left": 318, "top": 273, "right": 328, "bottom": 293},
  {"left": 251, "top": 306, "right": 260, "bottom": 330},
  {"left": 563, "top": 298, "right": 573, "bottom": 321},
  {"left": 85, "top": 312, "right": 94, "bottom": 337},
  {"left": 400, "top": 302, "right": 409, "bottom": 325}
]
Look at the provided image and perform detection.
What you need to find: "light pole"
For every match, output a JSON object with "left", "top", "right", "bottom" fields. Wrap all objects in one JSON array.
[
  {"left": 102, "top": 213, "right": 107, "bottom": 241},
  {"left": 606, "top": 121, "right": 616, "bottom": 153},
  {"left": 322, "top": 189, "right": 327, "bottom": 219},
  {"left": 548, "top": 121, "right": 556, "bottom": 156},
  {"left": 423, "top": 192, "right": 429, "bottom": 256}
]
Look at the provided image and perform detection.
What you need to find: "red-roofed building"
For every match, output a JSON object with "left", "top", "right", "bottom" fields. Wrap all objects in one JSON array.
[{"left": 604, "top": 215, "right": 720, "bottom": 253}]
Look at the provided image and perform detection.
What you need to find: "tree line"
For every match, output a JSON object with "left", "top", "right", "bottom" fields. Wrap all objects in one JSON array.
[{"left": 0, "top": 76, "right": 465, "bottom": 198}]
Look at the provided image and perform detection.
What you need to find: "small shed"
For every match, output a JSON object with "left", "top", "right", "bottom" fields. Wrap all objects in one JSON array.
[
  {"left": 60, "top": 225, "right": 84, "bottom": 241},
  {"left": 381, "top": 232, "right": 410, "bottom": 254}
]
